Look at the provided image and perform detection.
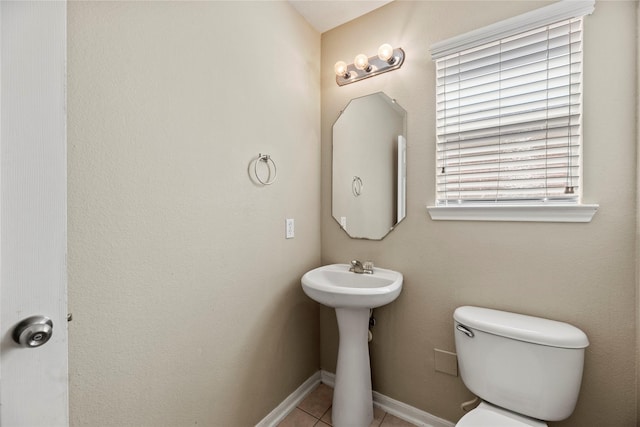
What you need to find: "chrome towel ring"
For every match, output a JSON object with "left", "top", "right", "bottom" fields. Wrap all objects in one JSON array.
[
  {"left": 254, "top": 153, "right": 277, "bottom": 185},
  {"left": 352, "top": 176, "right": 363, "bottom": 197}
]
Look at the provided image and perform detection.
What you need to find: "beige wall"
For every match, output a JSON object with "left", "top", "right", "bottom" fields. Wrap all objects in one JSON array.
[
  {"left": 637, "top": 2, "right": 640, "bottom": 422},
  {"left": 321, "top": 1, "right": 637, "bottom": 426},
  {"left": 67, "top": 2, "right": 320, "bottom": 426},
  {"left": 66, "top": 0, "right": 638, "bottom": 426}
]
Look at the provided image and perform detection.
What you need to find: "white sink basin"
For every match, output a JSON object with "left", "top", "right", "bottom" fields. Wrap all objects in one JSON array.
[{"left": 301, "top": 263, "right": 403, "bottom": 309}]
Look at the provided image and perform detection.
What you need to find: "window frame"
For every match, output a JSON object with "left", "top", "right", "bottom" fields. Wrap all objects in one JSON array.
[{"left": 427, "top": 0, "right": 598, "bottom": 223}]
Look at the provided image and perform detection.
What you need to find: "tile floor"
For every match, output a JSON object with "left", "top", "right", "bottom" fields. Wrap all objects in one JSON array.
[{"left": 277, "top": 383, "right": 418, "bottom": 427}]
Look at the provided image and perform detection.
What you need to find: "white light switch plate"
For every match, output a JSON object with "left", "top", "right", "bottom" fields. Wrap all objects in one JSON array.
[{"left": 285, "top": 218, "right": 295, "bottom": 239}]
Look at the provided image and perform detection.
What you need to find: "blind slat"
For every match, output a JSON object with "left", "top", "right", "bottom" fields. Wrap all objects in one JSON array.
[
  {"left": 438, "top": 115, "right": 580, "bottom": 143},
  {"left": 437, "top": 70, "right": 581, "bottom": 104},
  {"left": 437, "top": 40, "right": 582, "bottom": 84},
  {"left": 437, "top": 86, "right": 581, "bottom": 119}
]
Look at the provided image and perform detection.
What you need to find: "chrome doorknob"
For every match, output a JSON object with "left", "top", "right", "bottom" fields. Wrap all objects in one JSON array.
[{"left": 12, "top": 316, "right": 53, "bottom": 348}]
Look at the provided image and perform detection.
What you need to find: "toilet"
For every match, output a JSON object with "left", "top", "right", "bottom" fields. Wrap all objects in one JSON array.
[{"left": 453, "top": 306, "right": 589, "bottom": 426}]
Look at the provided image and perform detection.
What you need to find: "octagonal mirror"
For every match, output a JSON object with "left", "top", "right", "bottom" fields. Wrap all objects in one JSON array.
[{"left": 332, "top": 92, "right": 407, "bottom": 240}]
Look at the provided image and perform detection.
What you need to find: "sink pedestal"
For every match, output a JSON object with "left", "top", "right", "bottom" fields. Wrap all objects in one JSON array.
[{"left": 333, "top": 307, "right": 373, "bottom": 427}]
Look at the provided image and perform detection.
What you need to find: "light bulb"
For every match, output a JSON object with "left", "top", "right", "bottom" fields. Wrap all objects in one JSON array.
[
  {"left": 378, "top": 43, "right": 395, "bottom": 63},
  {"left": 334, "top": 61, "right": 349, "bottom": 78},
  {"left": 354, "top": 54, "right": 371, "bottom": 71}
]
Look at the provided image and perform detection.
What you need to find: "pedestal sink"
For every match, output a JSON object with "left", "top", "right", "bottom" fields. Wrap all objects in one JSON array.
[{"left": 301, "top": 264, "right": 403, "bottom": 427}]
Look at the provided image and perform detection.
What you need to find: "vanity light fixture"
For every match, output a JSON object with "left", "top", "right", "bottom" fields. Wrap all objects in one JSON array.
[{"left": 334, "top": 43, "right": 405, "bottom": 86}]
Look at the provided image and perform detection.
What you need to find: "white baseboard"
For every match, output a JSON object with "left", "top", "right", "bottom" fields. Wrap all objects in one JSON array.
[
  {"left": 320, "top": 370, "right": 454, "bottom": 427},
  {"left": 320, "top": 369, "right": 336, "bottom": 387},
  {"left": 255, "top": 371, "right": 321, "bottom": 427},
  {"left": 372, "top": 390, "right": 455, "bottom": 427}
]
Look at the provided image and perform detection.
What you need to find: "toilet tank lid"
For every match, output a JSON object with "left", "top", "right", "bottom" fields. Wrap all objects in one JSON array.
[{"left": 454, "top": 306, "right": 589, "bottom": 349}]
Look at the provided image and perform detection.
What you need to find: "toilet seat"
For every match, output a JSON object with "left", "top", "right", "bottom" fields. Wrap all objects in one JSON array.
[{"left": 456, "top": 402, "right": 547, "bottom": 427}]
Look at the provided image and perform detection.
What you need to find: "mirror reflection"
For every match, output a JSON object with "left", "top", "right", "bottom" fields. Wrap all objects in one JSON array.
[{"left": 332, "top": 92, "right": 407, "bottom": 240}]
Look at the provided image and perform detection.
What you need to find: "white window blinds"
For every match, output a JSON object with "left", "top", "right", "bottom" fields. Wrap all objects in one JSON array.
[{"left": 433, "top": 11, "right": 589, "bottom": 206}]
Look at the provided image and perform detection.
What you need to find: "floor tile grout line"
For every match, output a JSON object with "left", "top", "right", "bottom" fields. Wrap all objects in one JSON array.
[
  {"left": 319, "top": 406, "right": 332, "bottom": 425},
  {"left": 296, "top": 404, "right": 326, "bottom": 424},
  {"left": 297, "top": 406, "right": 320, "bottom": 419},
  {"left": 378, "top": 412, "right": 387, "bottom": 426}
]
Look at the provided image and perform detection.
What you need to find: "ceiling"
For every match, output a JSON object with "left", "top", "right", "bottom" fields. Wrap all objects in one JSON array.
[{"left": 288, "top": 0, "right": 393, "bottom": 33}]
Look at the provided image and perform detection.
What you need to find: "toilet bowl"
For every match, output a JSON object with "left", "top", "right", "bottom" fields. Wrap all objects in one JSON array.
[{"left": 453, "top": 306, "right": 589, "bottom": 427}]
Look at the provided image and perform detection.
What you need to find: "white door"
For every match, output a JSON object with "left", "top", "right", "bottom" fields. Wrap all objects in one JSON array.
[{"left": 0, "top": 1, "right": 68, "bottom": 426}]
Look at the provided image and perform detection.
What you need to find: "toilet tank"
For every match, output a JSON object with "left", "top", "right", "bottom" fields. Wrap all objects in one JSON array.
[{"left": 454, "top": 306, "right": 589, "bottom": 422}]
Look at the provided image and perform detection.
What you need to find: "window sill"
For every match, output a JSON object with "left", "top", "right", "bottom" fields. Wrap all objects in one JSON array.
[{"left": 426, "top": 204, "right": 599, "bottom": 223}]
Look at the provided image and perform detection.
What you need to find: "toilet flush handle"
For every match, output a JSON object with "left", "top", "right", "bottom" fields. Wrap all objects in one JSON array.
[{"left": 456, "top": 324, "right": 474, "bottom": 338}]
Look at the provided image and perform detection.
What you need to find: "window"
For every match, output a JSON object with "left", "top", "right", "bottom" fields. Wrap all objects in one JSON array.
[{"left": 427, "top": 0, "right": 598, "bottom": 222}]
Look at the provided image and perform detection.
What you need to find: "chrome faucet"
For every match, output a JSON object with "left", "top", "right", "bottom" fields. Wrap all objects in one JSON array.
[{"left": 349, "top": 260, "right": 374, "bottom": 274}]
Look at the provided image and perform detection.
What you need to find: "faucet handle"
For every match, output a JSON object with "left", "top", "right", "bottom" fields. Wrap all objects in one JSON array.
[{"left": 363, "top": 261, "right": 374, "bottom": 271}]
